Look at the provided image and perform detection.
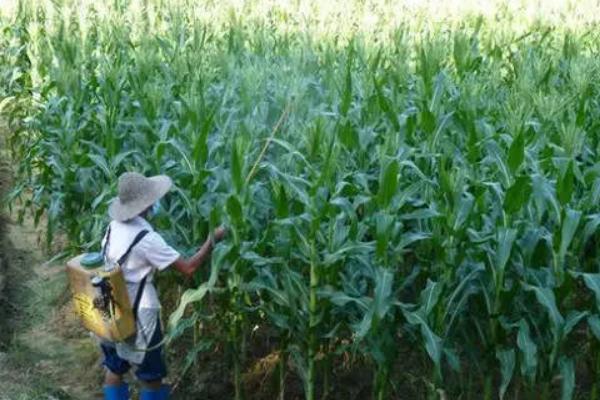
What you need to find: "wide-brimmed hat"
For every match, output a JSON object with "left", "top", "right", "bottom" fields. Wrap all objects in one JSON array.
[{"left": 108, "top": 172, "right": 172, "bottom": 221}]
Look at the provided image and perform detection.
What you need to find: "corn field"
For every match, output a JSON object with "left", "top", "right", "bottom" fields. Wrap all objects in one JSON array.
[{"left": 2, "top": 0, "right": 600, "bottom": 398}]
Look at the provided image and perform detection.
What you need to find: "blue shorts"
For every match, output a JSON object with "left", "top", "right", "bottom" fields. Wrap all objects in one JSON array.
[{"left": 100, "top": 322, "right": 167, "bottom": 382}]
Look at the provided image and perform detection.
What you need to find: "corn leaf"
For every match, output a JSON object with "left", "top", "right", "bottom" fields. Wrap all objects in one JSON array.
[
  {"left": 504, "top": 175, "right": 532, "bottom": 214},
  {"left": 378, "top": 159, "right": 399, "bottom": 209},
  {"left": 496, "top": 348, "right": 515, "bottom": 400}
]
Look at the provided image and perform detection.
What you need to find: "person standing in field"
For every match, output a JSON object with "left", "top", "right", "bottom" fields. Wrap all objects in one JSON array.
[{"left": 100, "top": 172, "right": 225, "bottom": 400}]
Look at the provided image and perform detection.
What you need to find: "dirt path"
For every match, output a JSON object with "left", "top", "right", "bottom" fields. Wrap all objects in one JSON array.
[{"left": 0, "top": 134, "right": 102, "bottom": 399}]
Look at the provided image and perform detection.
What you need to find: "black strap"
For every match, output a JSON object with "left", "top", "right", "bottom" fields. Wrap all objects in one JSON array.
[
  {"left": 101, "top": 225, "right": 112, "bottom": 259},
  {"left": 117, "top": 229, "right": 150, "bottom": 323},
  {"left": 117, "top": 230, "right": 150, "bottom": 266},
  {"left": 132, "top": 274, "right": 148, "bottom": 323}
]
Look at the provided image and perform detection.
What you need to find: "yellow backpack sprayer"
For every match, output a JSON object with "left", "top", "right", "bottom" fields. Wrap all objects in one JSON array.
[{"left": 66, "top": 229, "right": 149, "bottom": 341}]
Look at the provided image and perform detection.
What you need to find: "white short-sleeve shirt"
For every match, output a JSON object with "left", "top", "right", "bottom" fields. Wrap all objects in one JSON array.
[{"left": 101, "top": 216, "right": 180, "bottom": 309}]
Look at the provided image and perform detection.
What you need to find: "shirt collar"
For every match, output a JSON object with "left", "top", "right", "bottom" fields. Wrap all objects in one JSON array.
[{"left": 130, "top": 216, "right": 154, "bottom": 231}]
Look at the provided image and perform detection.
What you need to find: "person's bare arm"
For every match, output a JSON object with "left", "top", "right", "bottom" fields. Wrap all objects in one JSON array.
[{"left": 172, "top": 227, "right": 226, "bottom": 278}]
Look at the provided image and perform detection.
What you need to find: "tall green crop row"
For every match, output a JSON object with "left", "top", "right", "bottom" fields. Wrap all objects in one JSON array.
[{"left": 2, "top": 0, "right": 600, "bottom": 398}]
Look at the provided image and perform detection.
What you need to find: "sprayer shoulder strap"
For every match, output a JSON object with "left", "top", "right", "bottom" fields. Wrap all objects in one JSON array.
[
  {"left": 132, "top": 274, "right": 148, "bottom": 323},
  {"left": 117, "top": 229, "right": 150, "bottom": 323},
  {"left": 117, "top": 229, "right": 150, "bottom": 266},
  {"left": 101, "top": 224, "right": 112, "bottom": 259}
]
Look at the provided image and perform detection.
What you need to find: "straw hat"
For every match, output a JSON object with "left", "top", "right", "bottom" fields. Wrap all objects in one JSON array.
[{"left": 108, "top": 172, "right": 172, "bottom": 221}]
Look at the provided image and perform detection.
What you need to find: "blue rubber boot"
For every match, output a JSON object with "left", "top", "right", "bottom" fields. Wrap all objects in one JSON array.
[
  {"left": 103, "top": 383, "right": 130, "bottom": 400},
  {"left": 140, "top": 384, "right": 170, "bottom": 400}
]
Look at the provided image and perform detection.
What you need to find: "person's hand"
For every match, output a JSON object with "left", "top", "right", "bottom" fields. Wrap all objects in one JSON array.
[{"left": 213, "top": 226, "right": 227, "bottom": 242}]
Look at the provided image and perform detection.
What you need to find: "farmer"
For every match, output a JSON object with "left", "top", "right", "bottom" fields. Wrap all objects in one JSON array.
[{"left": 100, "top": 172, "right": 225, "bottom": 400}]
